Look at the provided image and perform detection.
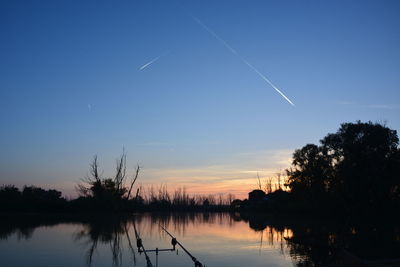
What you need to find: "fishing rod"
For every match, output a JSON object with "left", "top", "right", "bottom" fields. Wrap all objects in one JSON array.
[
  {"left": 137, "top": 244, "right": 176, "bottom": 267},
  {"left": 159, "top": 224, "right": 204, "bottom": 267},
  {"left": 133, "top": 221, "right": 154, "bottom": 267}
]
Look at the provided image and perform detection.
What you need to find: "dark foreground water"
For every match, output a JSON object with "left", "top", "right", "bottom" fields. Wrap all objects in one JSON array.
[{"left": 0, "top": 212, "right": 399, "bottom": 267}]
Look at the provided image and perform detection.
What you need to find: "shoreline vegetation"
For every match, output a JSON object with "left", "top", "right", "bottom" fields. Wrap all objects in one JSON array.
[{"left": 1, "top": 121, "right": 399, "bottom": 216}]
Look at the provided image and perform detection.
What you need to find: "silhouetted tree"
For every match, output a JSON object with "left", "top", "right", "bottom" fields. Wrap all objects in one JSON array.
[
  {"left": 320, "top": 121, "right": 399, "bottom": 210},
  {"left": 0, "top": 185, "right": 66, "bottom": 212},
  {"left": 286, "top": 144, "right": 331, "bottom": 205},
  {"left": 0, "top": 185, "right": 22, "bottom": 211},
  {"left": 286, "top": 121, "right": 400, "bottom": 212},
  {"left": 75, "top": 150, "right": 141, "bottom": 211},
  {"left": 22, "top": 186, "right": 65, "bottom": 211}
]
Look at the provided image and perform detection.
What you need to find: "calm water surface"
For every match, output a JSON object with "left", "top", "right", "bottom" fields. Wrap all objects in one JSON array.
[{"left": 0, "top": 213, "right": 398, "bottom": 266}]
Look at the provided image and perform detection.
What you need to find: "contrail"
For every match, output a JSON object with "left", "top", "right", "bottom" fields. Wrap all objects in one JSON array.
[
  {"left": 192, "top": 16, "right": 239, "bottom": 56},
  {"left": 139, "top": 51, "right": 170, "bottom": 71},
  {"left": 139, "top": 55, "right": 161, "bottom": 70},
  {"left": 240, "top": 57, "right": 295, "bottom": 106},
  {"left": 192, "top": 16, "right": 295, "bottom": 106}
]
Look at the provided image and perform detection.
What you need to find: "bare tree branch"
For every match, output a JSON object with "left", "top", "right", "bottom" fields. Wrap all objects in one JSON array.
[{"left": 127, "top": 165, "right": 140, "bottom": 200}]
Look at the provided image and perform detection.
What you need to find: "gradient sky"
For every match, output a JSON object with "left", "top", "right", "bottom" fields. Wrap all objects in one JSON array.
[{"left": 1, "top": 0, "right": 399, "bottom": 198}]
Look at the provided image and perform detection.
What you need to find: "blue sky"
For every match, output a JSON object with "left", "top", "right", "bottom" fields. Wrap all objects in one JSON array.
[{"left": 1, "top": 0, "right": 399, "bottom": 197}]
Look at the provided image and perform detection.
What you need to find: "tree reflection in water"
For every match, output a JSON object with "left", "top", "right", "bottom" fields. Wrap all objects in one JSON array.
[
  {"left": 241, "top": 214, "right": 400, "bottom": 266},
  {"left": 0, "top": 213, "right": 399, "bottom": 266},
  {"left": 74, "top": 216, "right": 135, "bottom": 266}
]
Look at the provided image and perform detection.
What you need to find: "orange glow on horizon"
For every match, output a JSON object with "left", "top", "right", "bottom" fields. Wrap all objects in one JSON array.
[{"left": 40, "top": 149, "right": 293, "bottom": 200}]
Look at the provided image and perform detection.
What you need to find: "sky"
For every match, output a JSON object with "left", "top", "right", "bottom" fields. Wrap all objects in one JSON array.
[{"left": 1, "top": 0, "right": 399, "bottom": 198}]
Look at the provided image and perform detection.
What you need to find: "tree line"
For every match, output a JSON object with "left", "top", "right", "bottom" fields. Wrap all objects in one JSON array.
[
  {"left": 0, "top": 185, "right": 66, "bottom": 212},
  {"left": 1, "top": 121, "right": 398, "bottom": 214},
  {"left": 0, "top": 150, "right": 235, "bottom": 212}
]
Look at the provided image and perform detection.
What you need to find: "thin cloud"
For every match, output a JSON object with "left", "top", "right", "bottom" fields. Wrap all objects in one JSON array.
[
  {"left": 337, "top": 101, "right": 355, "bottom": 105},
  {"left": 338, "top": 101, "right": 399, "bottom": 110},
  {"left": 136, "top": 142, "right": 171, "bottom": 147},
  {"left": 366, "top": 104, "right": 399, "bottom": 110},
  {"left": 139, "top": 148, "right": 293, "bottom": 198}
]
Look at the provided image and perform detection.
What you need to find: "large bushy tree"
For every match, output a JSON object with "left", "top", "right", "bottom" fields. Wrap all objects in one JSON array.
[{"left": 286, "top": 121, "right": 399, "bottom": 211}]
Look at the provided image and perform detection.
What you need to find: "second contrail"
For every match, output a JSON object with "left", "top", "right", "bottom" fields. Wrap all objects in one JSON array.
[
  {"left": 139, "top": 55, "right": 161, "bottom": 70},
  {"left": 192, "top": 16, "right": 295, "bottom": 106}
]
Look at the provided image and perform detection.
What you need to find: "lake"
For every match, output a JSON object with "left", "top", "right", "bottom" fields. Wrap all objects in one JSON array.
[{"left": 0, "top": 212, "right": 398, "bottom": 266}]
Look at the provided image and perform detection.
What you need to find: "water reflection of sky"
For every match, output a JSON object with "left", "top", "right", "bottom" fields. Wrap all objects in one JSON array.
[
  {"left": 1, "top": 213, "right": 398, "bottom": 266},
  {"left": 0, "top": 213, "right": 294, "bottom": 267}
]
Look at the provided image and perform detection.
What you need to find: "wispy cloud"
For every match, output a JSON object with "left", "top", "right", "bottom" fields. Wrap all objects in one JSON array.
[
  {"left": 135, "top": 142, "right": 171, "bottom": 147},
  {"left": 139, "top": 149, "right": 293, "bottom": 198},
  {"left": 366, "top": 104, "right": 399, "bottom": 110},
  {"left": 337, "top": 101, "right": 355, "bottom": 105},
  {"left": 338, "top": 101, "right": 399, "bottom": 110}
]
